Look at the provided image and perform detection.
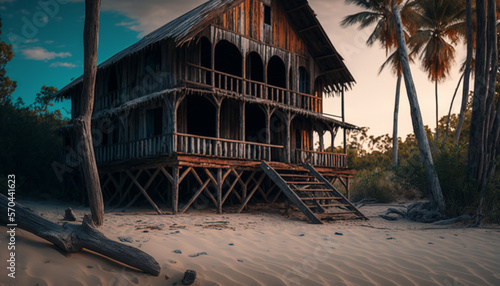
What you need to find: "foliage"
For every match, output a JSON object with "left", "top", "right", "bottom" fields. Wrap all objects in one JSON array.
[
  {"left": 350, "top": 168, "right": 398, "bottom": 203},
  {"left": 0, "top": 18, "right": 17, "bottom": 105},
  {"left": 0, "top": 87, "right": 68, "bottom": 198}
]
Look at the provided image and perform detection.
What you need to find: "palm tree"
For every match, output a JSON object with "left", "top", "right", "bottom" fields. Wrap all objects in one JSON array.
[
  {"left": 408, "top": 0, "right": 465, "bottom": 142},
  {"left": 392, "top": 3, "right": 445, "bottom": 215},
  {"left": 341, "top": 0, "right": 416, "bottom": 166}
]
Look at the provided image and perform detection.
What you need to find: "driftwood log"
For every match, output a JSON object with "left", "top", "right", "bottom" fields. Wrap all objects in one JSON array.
[{"left": 0, "top": 195, "right": 160, "bottom": 275}]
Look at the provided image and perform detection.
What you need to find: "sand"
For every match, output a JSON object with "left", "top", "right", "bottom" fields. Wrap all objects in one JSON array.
[{"left": 1, "top": 200, "right": 499, "bottom": 286}]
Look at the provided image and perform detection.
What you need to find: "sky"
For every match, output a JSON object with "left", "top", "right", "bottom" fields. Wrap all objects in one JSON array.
[{"left": 2, "top": 0, "right": 467, "bottom": 144}]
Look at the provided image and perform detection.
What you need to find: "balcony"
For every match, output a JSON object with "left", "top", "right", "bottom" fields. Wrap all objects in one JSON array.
[
  {"left": 184, "top": 63, "right": 323, "bottom": 113},
  {"left": 93, "top": 133, "right": 347, "bottom": 168}
]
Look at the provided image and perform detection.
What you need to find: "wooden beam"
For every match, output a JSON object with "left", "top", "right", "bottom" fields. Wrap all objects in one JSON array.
[
  {"left": 180, "top": 178, "right": 211, "bottom": 214},
  {"left": 286, "top": 3, "right": 308, "bottom": 14},
  {"left": 222, "top": 169, "right": 243, "bottom": 204},
  {"left": 107, "top": 170, "right": 143, "bottom": 212},
  {"left": 191, "top": 168, "right": 217, "bottom": 206},
  {"left": 299, "top": 24, "right": 320, "bottom": 33},
  {"left": 172, "top": 166, "right": 179, "bottom": 214},
  {"left": 126, "top": 169, "right": 163, "bottom": 215},
  {"left": 314, "top": 54, "right": 337, "bottom": 61},
  {"left": 216, "top": 169, "right": 222, "bottom": 213},
  {"left": 237, "top": 172, "right": 266, "bottom": 213}
]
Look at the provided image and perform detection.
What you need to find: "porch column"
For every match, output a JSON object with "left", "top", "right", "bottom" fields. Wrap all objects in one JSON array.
[
  {"left": 341, "top": 85, "right": 346, "bottom": 154},
  {"left": 319, "top": 130, "right": 324, "bottom": 152},
  {"left": 285, "top": 112, "right": 292, "bottom": 164},
  {"left": 172, "top": 166, "right": 179, "bottom": 214},
  {"left": 240, "top": 101, "right": 245, "bottom": 141}
]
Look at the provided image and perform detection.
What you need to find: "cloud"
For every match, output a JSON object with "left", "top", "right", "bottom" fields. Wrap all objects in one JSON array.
[
  {"left": 49, "top": 62, "right": 77, "bottom": 68},
  {"left": 25, "top": 38, "right": 39, "bottom": 43},
  {"left": 44, "top": 40, "right": 54, "bottom": 44},
  {"left": 22, "top": 47, "right": 71, "bottom": 60},
  {"left": 99, "top": 0, "right": 206, "bottom": 36},
  {"left": 0, "top": 0, "right": 16, "bottom": 3}
]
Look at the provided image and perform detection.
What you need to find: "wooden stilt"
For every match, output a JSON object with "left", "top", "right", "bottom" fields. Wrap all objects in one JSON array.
[
  {"left": 126, "top": 169, "right": 163, "bottom": 214},
  {"left": 172, "top": 166, "right": 179, "bottom": 214},
  {"left": 237, "top": 172, "right": 266, "bottom": 213},
  {"left": 216, "top": 169, "right": 222, "bottom": 213}
]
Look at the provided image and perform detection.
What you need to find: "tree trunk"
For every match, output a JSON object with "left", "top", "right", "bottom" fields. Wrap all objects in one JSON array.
[
  {"left": 75, "top": 0, "right": 104, "bottom": 226},
  {"left": 393, "top": 75, "right": 402, "bottom": 166},
  {"left": 445, "top": 72, "right": 465, "bottom": 141},
  {"left": 0, "top": 195, "right": 161, "bottom": 275},
  {"left": 392, "top": 4, "right": 445, "bottom": 214},
  {"left": 468, "top": 0, "right": 499, "bottom": 224},
  {"left": 435, "top": 80, "right": 439, "bottom": 142},
  {"left": 454, "top": 0, "right": 473, "bottom": 143}
]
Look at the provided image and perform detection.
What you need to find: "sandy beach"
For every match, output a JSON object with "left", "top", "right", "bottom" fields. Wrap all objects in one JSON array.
[{"left": 1, "top": 200, "right": 499, "bottom": 286}]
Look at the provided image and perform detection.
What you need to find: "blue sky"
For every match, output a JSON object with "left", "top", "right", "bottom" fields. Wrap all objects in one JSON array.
[{"left": 2, "top": 0, "right": 466, "bottom": 139}]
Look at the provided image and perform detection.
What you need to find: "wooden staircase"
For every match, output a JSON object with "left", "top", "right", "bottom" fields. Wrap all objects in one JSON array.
[{"left": 261, "top": 161, "right": 367, "bottom": 224}]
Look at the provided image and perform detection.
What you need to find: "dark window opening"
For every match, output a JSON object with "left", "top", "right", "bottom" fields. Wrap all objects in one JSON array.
[
  {"left": 186, "top": 96, "right": 216, "bottom": 137},
  {"left": 200, "top": 37, "right": 212, "bottom": 85},
  {"left": 264, "top": 5, "right": 271, "bottom": 25},
  {"left": 299, "top": 67, "right": 310, "bottom": 94},
  {"left": 246, "top": 52, "right": 264, "bottom": 82},
  {"left": 146, "top": 107, "right": 163, "bottom": 137},
  {"left": 215, "top": 40, "right": 242, "bottom": 76},
  {"left": 267, "top": 56, "right": 286, "bottom": 88},
  {"left": 245, "top": 104, "right": 266, "bottom": 144}
]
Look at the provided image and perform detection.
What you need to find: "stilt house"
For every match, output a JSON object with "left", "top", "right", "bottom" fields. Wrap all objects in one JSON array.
[{"left": 57, "top": 0, "right": 366, "bottom": 223}]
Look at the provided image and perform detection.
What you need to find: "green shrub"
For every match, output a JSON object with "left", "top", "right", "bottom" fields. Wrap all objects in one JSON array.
[{"left": 350, "top": 168, "right": 397, "bottom": 203}]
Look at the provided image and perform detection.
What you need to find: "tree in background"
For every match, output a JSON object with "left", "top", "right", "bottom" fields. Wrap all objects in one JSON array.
[
  {"left": 392, "top": 3, "right": 445, "bottom": 217},
  {"left": 454, "top": 0, "right": 475, "bottom": 142},
  {"left": 468, "top": 0, "right": 499, "bottom": 225},
  {"left": 341, "top": 0, "right": 417, "bottom": 167},
  {"left": 0, "top": 18, "right": 16, "bottom": 105},
  {"left": 408, "top": 0, "right": 464, "bottom": 142}
]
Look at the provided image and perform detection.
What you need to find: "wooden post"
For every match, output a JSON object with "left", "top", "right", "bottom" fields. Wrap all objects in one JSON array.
[
  {"left": 319, "top": 130, "right": 324, "bottom": 152},
  {"left": 217, "top": 168, "right": 222, "bottom": 214},
  {"left": 341, "top": 85, "right": 346, "bottom": 154},
  {"left": 285, "top": 112, "right": 291, "bottom": 163},
  {"left": 346, "top": 177, "right": 350, "bottom": 201},
  {"left": 240, "top": 101, "right": 245, "bottom": 141},
  {"left": 172, "top": 166, "right": 179, "bottom": 214}
]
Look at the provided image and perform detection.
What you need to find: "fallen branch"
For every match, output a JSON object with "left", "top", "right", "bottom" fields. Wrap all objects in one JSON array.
[
  {"left": 432, "top": 215, "right": 472, "bottom": 225},
  {"left": 0, "top": 195, "right": 160, "bottom": 276}
]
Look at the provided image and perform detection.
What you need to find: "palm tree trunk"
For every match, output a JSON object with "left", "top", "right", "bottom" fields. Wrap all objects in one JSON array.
[
  {"left": 392, "top": 4, "right": 445, "bottom": 214},
  {"left": 435, "top": 80, "right": 439, "bottom": 142},
  {"left": 455, "top": 0, "right": 473, "bottom": 143},
  {"left": 445, "top": 72, "right": 465, "bottom": 141},
  {"left": 76, "top": 0, "right": 104, "bottom": 226},
  {"left": 393, "top": 75, "right": 402, "bottom": 166}
]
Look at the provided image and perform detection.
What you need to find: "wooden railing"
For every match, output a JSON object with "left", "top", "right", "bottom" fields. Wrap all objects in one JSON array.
[
  {"left": 95, "top": 134, "right": 170, "bottom": 163},
  {"left": 174, "top": 133, "right": 283, "bottom": 161},
  {"left": 94, "top": 133, "right": 285, "bottom": 163},
  {"left": 185, "top": 63, "right": 322, "bottom": 113},
  {"left": 295, "top": 149, "right": 347, "bottom": 168}
]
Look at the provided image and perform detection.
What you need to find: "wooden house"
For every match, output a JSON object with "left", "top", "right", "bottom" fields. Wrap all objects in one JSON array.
[{"left": 57, "top": 0, "right": 366, "bottom": 223}]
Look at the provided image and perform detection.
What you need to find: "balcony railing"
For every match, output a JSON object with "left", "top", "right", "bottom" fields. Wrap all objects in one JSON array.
[
  {"left": 184, "top": 63, "right": 322, "bottom": 113},
  {"left": 94, "top": 133, "right": 285, "bottom": 164},
  {"left": 295, "top": 149, "right": 347, "bottom": 168},
  {"left": 175, "top": 133, "right": 283, "bottom": 161}
]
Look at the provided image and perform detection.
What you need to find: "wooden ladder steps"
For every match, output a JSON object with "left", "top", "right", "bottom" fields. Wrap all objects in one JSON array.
[
  {"left": 286, "top": 181, "right": 325, "bottom": 185},
  {"left": 294, "top": 188, "right": 331, "bottom": 192},
  {"left": 300, "top": 197, "right": 342, "bottom": 200},
  {"left": 279, "top": 174, "right": 314, "bottom": 178}
]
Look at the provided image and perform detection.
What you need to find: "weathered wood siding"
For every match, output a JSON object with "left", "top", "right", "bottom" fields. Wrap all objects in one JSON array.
[{"left": 212, "top": 0, "right": 307, "bottom": 56}]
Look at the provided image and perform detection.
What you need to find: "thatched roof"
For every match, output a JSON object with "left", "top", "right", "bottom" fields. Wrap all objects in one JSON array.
[{"left": 56, "top": 0, "right": 354, "bottom": 99}]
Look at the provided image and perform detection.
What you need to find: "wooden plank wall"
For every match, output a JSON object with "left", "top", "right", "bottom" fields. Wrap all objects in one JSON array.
[{"left": 212, "top": 0, "right": 307, "bottom": 56}]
